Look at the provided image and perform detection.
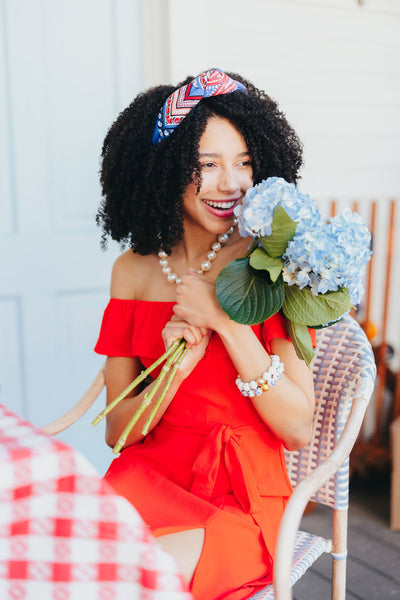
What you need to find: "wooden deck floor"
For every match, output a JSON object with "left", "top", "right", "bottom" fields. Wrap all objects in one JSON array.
[{"left": 293, "top": 473, "right": 400, "bottom": 600}]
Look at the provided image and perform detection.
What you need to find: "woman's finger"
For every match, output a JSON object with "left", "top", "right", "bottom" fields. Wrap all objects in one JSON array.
[{"left": 162, "top": 322, "right": 205, "bottom": 347}]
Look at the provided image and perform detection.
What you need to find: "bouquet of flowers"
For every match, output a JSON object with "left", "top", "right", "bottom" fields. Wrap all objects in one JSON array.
[
  {"left": 93, "top": 177, "right": 372, "bottom": 453},
  {"left": 216, "top": 177, "right": 372, "bottom": 366}
]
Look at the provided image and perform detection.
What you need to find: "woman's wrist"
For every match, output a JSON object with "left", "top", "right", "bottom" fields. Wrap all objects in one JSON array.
[{"left": 215, "top": 317, "right": 250, "bottom": 345}]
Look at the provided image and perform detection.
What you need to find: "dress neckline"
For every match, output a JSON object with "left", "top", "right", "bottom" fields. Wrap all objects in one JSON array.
[{"left": 110, "top": 297, "right": 175, "bottom": 305}]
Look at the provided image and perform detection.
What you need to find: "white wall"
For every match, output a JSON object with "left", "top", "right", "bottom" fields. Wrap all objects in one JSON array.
[
  {"left": 145, "top": 0, "right": 400, "bottom": 369},
  {"left": 0, "top": 0, "right": 144, "bottom": 473}
]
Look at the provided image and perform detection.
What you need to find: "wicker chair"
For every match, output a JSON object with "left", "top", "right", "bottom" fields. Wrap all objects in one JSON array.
[
  {"left": 42, "top": 315, "right": 376, "bottom": 600},
  {"left": 251, "top": 315, "right": 376, "bottom": 600}
]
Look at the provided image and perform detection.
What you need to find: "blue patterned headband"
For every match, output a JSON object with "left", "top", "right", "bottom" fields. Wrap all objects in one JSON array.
[{"left": 152, "top": 68, "right": 247, "bottom": 145}]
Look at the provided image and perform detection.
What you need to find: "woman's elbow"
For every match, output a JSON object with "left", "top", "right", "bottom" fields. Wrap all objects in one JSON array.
[
  {"left": 105, "top": 427, "right": 118, "bottom": 448},
  {"left": 283, "top": 421, "right": 314, "bottom": 451},
  {"left": 105, "top": 421, "right": 143, "bottom": 449},
  {"left": 105, "top": 420, "right": 125, "bottom": 448}
]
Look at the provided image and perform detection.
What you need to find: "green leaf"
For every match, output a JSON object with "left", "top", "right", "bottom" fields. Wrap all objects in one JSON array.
[
  {"left": 310, "top": 316, "right": 345, "bottom": 330},
  {"left": 215, "top": 258, "right": 284, "bottom": 325},
  {"left": 260, "top": 206, "right": 297, "bottom": 258},
  {"left": 282, "top": 285, "right": 353, "bottom": 327},
  {"left": 249, "top": 248, "right": 284, "bottom": 282},
  {"left": 285, "top": 319, "right": 315, "bottom": 367}
]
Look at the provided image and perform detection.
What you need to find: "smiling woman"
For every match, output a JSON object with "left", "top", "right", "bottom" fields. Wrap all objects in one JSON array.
[
  {"left": 181, "top": 116, "right": 253, "bottom": 233},
  {"left": 94, "top": 69, "right": 313, "bottom": 600}
]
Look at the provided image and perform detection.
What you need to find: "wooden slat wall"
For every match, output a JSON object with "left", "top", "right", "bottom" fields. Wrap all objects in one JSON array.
[{"left": 324, "top": 198, "right": 400, "bottom": 443}]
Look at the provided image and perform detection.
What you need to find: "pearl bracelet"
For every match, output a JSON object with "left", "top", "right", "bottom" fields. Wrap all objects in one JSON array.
[{"left": 235, "top": 355, "right": 284, "bottom": 397}]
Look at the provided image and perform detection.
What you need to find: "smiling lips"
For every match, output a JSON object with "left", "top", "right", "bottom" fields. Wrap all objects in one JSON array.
[{"left": 202, "top": 198, "right": 240, "bottom": 218}]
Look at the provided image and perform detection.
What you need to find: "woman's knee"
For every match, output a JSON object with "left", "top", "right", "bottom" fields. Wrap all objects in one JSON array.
[{"left": 156, "top": 528, "right": 205, "bottom": 583}]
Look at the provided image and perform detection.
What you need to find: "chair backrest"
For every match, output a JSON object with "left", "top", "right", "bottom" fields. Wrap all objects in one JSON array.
[{"left": 284, "top": 315, "right": 376, "bottom": 509}]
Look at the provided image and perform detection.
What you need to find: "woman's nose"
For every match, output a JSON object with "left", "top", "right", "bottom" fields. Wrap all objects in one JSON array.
[{"left": 218, "top": 168, "right": 240, "bottom": 193}]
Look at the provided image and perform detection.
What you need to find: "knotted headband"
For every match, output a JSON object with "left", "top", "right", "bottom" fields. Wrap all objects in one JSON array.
[{"left": 152, "top": 68, "right": 247, "bottom": 145}]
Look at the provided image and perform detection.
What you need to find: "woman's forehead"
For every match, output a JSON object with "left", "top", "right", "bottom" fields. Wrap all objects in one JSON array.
[{"left": 198, "top": 116, "right": 249, "bottom": 153}]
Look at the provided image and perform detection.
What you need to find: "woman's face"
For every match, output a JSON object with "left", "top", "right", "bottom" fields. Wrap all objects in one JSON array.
[{"left": 182, "top": 116, "right": 253, "bottom": 233}]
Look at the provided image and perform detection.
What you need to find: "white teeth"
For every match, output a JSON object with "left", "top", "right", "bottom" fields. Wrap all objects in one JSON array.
[{"left": 204, "top": 200, "right": 236, "bottom": 209}]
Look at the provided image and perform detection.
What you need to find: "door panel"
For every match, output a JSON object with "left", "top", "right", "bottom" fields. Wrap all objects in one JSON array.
[{"left": 0, "top": 0, "right": 144, "bottom": 474}]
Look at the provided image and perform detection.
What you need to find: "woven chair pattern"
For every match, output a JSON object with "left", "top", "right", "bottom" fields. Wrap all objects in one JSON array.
[
  {"left": 251, "top": 532, "right": 330, "bottom": 600},
  {"left": 284, "top": 315, "right": 376, "bottom": 509}
]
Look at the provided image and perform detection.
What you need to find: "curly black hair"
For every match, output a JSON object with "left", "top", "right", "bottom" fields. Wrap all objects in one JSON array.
[{"left": 97, "top": 71, "right": 303, "bottom": 255}]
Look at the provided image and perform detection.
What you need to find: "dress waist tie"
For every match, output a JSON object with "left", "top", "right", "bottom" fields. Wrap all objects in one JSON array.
[{"left": 190, "top": 424, "right": 262, "bottom": 515}]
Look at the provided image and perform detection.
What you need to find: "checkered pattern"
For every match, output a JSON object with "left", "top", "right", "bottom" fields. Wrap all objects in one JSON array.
[{"left": 0, "top": 405, "right": 192, "bottom": 600}]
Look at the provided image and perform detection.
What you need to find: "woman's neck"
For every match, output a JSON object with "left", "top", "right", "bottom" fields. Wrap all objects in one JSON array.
[{"left": 178, "top": 220, "right": 241, "bottom": 263}]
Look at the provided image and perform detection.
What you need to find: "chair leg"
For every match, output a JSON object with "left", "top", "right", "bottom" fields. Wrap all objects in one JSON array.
[{"left": 331, "top": 508, "right": 348, "bottom": 600}]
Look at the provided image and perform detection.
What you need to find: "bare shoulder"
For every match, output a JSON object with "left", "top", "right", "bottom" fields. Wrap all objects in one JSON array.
[{"left": 110, "top": 250, "right": 157, "bottom": 299}]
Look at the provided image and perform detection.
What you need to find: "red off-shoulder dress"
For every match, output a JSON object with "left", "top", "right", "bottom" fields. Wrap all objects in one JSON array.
[{"left": 95, "top": 299, "right": 310, "bottom": 600}]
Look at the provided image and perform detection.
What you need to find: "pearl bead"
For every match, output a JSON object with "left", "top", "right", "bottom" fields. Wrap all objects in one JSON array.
[
  {"left": 201, "top": 260, "right": 212, "bottom": 272},
  {"left": 158, "top": 222, "right": 236, "bottom": 284}
]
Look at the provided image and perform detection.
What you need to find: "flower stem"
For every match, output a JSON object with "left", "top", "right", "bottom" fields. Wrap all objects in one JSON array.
[
  {"left": 139, "top": 341, "right": 186, "bottom": 410},
  {"left": 112, "top": 339, "right": 187, "bottom": 454},
  {"left": 91, "top": 339, "right": 181, "bottom": 427},
  {"left": 112, "top": 395, "right": 152, "bottom": 455},
  {"left": 141, "top": 345, "right": 189, "bottom": 436},
  {"left": 244, "top": 239, "right": 259, "bottom": 258}
]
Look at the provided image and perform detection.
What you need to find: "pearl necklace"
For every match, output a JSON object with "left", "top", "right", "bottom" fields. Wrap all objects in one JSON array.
[{"left": 158, "top": 220, "right": 237, "bottom": 285}]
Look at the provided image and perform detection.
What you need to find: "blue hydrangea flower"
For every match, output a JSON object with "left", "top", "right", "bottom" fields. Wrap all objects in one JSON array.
[
  {"left": 282, "top": 208, "right": 372, "bottom": 305},
  {"left": 234, "top": 177, "right": 321, "bottom": 238}
]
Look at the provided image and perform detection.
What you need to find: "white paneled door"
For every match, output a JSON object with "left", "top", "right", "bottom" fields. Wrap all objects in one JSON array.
[{"left": 0, "top": 0, "right": 144, "bottom": 473}]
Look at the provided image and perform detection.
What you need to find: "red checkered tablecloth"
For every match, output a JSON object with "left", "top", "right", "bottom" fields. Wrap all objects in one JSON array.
[{"left": 0, "top": 404, "right": 192, "bottom": 600}]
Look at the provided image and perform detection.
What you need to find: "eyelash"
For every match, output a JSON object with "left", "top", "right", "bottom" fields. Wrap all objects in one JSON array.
[{"left": 200, "top": 160, "right": 252, "bottom": 169}]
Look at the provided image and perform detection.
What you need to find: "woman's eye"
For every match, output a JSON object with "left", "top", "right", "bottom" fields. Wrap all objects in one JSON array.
[{"left": 201, "top": 162, "right": 215, "bottom": 169}]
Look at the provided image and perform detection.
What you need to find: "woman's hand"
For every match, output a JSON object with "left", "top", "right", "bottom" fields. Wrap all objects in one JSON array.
[
  {"left": 173, "top": 270, "right": 229, "bottom": 333},
  {"left": 162, "top": 314, "right": 211, "bottom": 379}
]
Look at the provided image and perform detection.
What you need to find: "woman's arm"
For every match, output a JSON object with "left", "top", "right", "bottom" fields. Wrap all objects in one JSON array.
[
  {"left": 104, "top": 321, "right": 210, "bottom": 448},
  {"left": 217, "top": 323, "right": 315, "bottom": 450},
  {"left": 104, "top": 255, "right": 211, "bottom": 448},
  {"left": 174, "top": 273, "right": 315, "bottom": 451},
  {"left": 104, "top": 355, "right": 177, "bottom": 448}
]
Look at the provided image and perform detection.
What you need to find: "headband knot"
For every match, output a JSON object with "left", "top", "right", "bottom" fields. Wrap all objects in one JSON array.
[{"left": 152, "top": 68, "right": 247, "bottom": 145}]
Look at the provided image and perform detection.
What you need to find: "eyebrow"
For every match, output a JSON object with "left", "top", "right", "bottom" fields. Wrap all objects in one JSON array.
[{"left": 199, "top": 151, "right": 251, "bottom": 158}]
